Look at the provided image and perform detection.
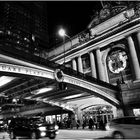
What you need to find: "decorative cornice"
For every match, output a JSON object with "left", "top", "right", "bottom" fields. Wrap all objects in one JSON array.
[
  {"left": 88, "top": 2, "right": 140, "bottom": 30},
  {"left": 88, "top": 4, "right": 127, "bottom": 29},
  {"left": 55, "top": 19, "right": 140, "bottom": 64}
]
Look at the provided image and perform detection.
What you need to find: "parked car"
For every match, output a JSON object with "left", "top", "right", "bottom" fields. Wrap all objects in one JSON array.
[
  {"left": 105, "top": 116, "right": 140, "bottom": 139},
  {"left": 8, "top": 116, "right": 59, "bottom": 139}
]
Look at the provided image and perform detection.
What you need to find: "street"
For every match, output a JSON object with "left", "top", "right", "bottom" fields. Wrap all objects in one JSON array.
[
  {"left": 55, "top": 129, "right": 109, "bottom": 140},
  {"left": 0, "top": 129, "right": 110, "bottom": 140}
]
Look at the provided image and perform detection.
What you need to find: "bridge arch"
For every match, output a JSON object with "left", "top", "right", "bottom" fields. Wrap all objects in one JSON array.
[
  {"left": 54, "top": 69, "right": 121, "bottom": 107},
  {"left": 0, "top": 53, "right": 121, "bottom": 110}
]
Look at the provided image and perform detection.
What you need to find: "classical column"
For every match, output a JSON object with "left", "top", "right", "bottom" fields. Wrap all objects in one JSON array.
[
  {"left": 127, "top": 36, "right": 140, "bottom": 80},
  {"left": 96, "top": 48, "right": 105, "bottom": 81},
  {"left": 136, "top": 31, "right": 140, "bottom": 49},
  {"left": 78, "top": 55, "right": 83, "bottom": 73},
  {"left": 72, "top": 59, "right": 77, "bottom": 71},
  {"left": 89, "top": 51, "right": 97, "bottom": 78}
]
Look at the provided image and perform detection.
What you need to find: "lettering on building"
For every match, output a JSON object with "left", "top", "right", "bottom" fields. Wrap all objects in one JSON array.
[{"left": 0, "top": 63, "right": 53, "bottom": 79}]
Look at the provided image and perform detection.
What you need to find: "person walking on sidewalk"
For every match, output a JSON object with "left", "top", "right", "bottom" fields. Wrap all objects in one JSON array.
[
  {"left": 89, "top": 117, "right": 94, "bottom": 130},
  {"left": 76, "top": 119, "right": 80, "bottom": 129},
  {"left": 82, "top": 118, "right": 86, "bottom": 129}
]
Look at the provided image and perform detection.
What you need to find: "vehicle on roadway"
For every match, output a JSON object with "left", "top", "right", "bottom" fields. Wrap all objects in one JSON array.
[
  {"left": 8, "top": 116, "right": 59, "bottom": 139},
  {"left": 105, "top": 116, "right": 140, "bottom": 139}
]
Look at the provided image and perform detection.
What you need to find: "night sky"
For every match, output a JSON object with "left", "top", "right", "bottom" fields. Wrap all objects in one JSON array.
[{"left": 46, "top": 1, "right": 103, "bottom": 46}]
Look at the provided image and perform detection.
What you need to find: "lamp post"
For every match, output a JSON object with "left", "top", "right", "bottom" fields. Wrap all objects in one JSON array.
[
  {"left": 58, "top": 28, "right": 71, "bottom": 66},
  {"left": 58, "top": 28, "right": 72, "bottom": 91}
]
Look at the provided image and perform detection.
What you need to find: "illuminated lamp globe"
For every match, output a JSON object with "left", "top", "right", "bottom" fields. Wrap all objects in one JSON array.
[{"left": 58, "top": 28, "right": 65, "bottom": 37}]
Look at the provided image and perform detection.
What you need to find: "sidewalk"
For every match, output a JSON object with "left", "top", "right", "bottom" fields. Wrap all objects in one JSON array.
[
  {"left": 57, "top": 129, "right": 109, "bottom": 139},
  {"left": 60, "top": 126, "right": 106, "bottom": 131},
  {"left": 0, "top": 132, "right": 10, "bottom": 139}
]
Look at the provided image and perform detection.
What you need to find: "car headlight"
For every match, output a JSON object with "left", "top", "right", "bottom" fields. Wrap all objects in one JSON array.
[
  {"left": 38, "top": 126, "right": 46, "bottom": 131},
  {"left": 105, "top": 123, "right": 110, "bottom": 130},
  {"left": 54, "top": 125, "right": 59, "bottom": 130}
]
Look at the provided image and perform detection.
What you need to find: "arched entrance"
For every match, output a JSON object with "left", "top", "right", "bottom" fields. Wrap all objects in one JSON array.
[{"left": 82, "top": 104, "right": 113, "bottom": 129}]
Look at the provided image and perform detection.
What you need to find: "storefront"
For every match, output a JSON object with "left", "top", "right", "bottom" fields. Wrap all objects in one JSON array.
[{"left": 82, "top": 105, "right": 114, "bottom": 124}]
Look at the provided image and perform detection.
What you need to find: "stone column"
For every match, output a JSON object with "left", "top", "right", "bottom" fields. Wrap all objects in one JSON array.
[
  {"left": 96, "top": 48, "right": 105, "bottom": 81},
  {"left": 127, "top": 109, "right": 134, "bottom": 116},
  {"left": 78, "top": 55, "right": 83, "bottom": 73},
  {"left": 72, "top": 59, "right": 77, "bottom": 71},
  {"left": 136, "top": 31, "right": 140, "bottom": 49},
  {"left": 89, "top": 51, "right": 97, "bottom": 78},
  {"left": 116, "top": 108, "right": 124, "bottom": 117},
  {"left": 127, "top": 36, "right": 140, "bottom": 80}
]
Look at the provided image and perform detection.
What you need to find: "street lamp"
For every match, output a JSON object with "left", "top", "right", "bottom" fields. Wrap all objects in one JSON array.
[
  {"left": 58, "top": 28, "right": 66, "bottom": 37},
  {"left": 58, "top": 28, "right": 71, "bottom": 66},
  {"left": 58, "top": 28, "right": 71, "bottom": 39},
  {"left": 58, "top": 28, "right": 72, "bottom": 91}
]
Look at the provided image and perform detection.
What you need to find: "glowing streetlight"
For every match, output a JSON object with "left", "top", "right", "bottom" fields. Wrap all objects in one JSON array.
[
  {"left": 58, "top": 28, "right": 72, "bottom": 66},
  {"left": 58, "top": 28, "right": 72, "bottom": 91},
  {"left": 58, "top": 28, "right": 71, "bottom": 39},
  {"left": 58, "top": 28, "right": 66, "bottom": 37}
]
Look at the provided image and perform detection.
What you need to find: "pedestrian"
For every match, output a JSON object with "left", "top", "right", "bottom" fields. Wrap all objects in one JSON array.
[
  {"left": 76, "top": 119, "right": 80, "bottom": 129},
  {"left": 88, "top": 117, "right": 94, "bottom": 130},
  {"left": 99, "top": 118, "right": 104, "bottom": 130},
  {"left": 67, "top": 118, "right": 71, "bottom": 129},
  {"left": 82, "top": 119, "right": 86, "bottom": 129}
]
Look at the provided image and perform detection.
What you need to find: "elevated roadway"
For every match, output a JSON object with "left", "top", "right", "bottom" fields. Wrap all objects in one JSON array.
[{"left": 0, "top": 45, "right": 121, "bottom": 117}]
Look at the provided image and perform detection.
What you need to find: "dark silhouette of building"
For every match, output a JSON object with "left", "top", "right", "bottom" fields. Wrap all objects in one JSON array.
[{"left": 0, "top": 2, "right": 49, "bottom": 57}]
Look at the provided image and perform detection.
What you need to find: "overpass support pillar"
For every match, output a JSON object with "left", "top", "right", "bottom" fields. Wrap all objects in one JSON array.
[
  {"left": 115, "top": 108, "right": 124, "bottom": 117},
  {"left": 126, "top": 109, "right": 134, "bottom": 116},
  {"left": 115, "top": 106, "right": 134, "bottom": 117},
  {"left": 122, "top": 106, "right": 134, "bottom": 116}
]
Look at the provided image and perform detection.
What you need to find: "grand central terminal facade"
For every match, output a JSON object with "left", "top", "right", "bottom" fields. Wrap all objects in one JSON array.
[{"left": 48, "top": 1, "right": 140, "bottom": 122}]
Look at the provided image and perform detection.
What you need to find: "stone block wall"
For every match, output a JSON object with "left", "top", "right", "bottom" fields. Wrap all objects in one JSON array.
[{"left": 121, "top": 81, "right": 140, "bottom": 108}]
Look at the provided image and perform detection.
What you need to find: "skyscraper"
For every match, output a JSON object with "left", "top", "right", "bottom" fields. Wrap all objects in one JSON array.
[{"left": 0, "top": 2, "right": 49, "bottom": 57}]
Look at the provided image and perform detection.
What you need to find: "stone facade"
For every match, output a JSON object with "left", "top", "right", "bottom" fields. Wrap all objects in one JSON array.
[{"left": 48, "top": 2, "right": 140, "bottom": 116}]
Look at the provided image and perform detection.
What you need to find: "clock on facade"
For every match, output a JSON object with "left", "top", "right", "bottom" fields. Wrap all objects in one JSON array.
[{"left": 107, "top": 49, "right": 128, "bottom": 74}]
